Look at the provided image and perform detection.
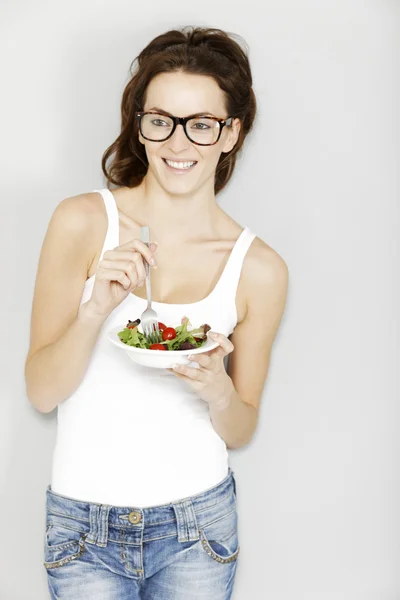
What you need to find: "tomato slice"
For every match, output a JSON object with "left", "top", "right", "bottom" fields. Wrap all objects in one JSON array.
[
  {"left": 158, "top": 322, "right": 167, "bottom": 332},
  {"left": 127, "top": 324, "right": 137, "bottom": 329},
  {"left": 149, "top": 343, "right": 167, "bottom": 351},
  {"left": 162, "top": 327, "right": 177, "bottom": 341}
]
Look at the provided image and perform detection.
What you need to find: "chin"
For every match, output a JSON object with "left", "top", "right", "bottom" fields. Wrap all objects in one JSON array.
[
  {"left": 161, "top": 181, "right": 198, "bottom": 196},
  {"left": 155, "top": 169, "right": 200, "bottom": 194},
  {"left": 147, "top": 160, "right": 206, "bottom": 195}
]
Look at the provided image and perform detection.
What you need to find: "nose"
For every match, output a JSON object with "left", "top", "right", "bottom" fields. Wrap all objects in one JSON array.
[{"left": 166, "top": 123, "right": 191, "bottom": 154}]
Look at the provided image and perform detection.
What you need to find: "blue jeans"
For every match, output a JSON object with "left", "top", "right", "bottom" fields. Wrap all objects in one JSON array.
[{"left": 44, "top": 470, "right": 239, "bottom": 599}]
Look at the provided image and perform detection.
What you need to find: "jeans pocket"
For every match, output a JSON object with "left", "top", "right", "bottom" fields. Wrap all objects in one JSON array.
[
  {"left": 44, "top": 523, "right": 87, "bottom": 570},
  {"left": 200, "top": 509, "right": 240, "bottom": 564}
]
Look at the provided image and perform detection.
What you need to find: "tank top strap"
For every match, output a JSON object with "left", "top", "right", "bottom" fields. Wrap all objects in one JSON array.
[
  {"left": 92, "top": 188, "right": 120, "bottom": 259},
  {"left": 216, "top": 226, "right": 257, "bottom": 297}
]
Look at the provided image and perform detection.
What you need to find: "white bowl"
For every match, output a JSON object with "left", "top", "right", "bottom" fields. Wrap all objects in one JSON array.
[{"left": 107, "top": 325, "right": 219, "bottom": 369}]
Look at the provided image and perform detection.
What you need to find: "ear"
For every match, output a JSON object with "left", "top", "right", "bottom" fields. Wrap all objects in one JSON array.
[
  {"left": 138, "top": 131, "right": 145, "bottom": 146},
  {"left": 221, "top": 118, "right": 241, "bottom": 154}
]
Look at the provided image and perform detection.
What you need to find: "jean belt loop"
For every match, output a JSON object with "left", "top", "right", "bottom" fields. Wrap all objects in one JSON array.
[
  {"left": 97, "top": 505, "right": 110, "bottom": 547},
  {"left": 172, "top": 499, "right": 199, "bottom": 543},
  {"left": 86, "top": 504, "right": 109, "bottom": 547},
  {"left": 87, "top": 504, "right": 99, "bottom": 545}
]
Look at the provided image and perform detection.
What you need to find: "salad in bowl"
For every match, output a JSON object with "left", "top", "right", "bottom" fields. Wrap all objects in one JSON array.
[{"left": 108, "top": 316, "right": 219, "bottom": 369}]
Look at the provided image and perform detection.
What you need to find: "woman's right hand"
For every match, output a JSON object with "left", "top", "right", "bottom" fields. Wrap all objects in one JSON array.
[{"left": 84, "top": 238, "right": 158, "bottom": 319}]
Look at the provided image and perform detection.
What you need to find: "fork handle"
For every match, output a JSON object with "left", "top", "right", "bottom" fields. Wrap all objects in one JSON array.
[{"left": 140, "top": 226, "right": 152, "bottom": 309}]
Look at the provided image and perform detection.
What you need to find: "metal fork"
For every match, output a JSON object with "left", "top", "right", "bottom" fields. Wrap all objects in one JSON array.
[{"left": 140, "top": 226, "right": 160, "bottom": 344}]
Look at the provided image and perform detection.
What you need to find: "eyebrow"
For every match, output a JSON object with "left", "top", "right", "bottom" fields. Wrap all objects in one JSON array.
[{"left": 147, "top": 106, "right": 217, "bottom": 118}]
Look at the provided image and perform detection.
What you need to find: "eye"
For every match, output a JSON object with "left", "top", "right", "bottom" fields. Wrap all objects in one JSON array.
[
  {"left": 192, "top": 123, "right": 210, "bottom": 131},
  {"left": 152, "top": 119, "right": 169, "bottom": 127},
  {"left": 189, "top": 117, "right": 217, "bottom": 131},
  {"left": 192, "top": 121, "right": 210, "bottom": 130}
]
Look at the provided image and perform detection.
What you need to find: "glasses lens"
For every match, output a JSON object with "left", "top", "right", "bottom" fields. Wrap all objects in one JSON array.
[
  {"left": 186, "top": 117, "right": 220, "bottom": 145},
  {"left": 140, "top": 113, "right": 174, "bottom": 141}
]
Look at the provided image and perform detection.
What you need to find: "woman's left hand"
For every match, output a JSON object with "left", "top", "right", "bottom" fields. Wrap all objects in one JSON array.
[{"left": 169, "top": 332, "right": 235, "bottom": 409}]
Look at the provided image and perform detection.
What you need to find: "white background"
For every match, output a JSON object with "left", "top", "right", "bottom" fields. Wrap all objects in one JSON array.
[{"left": 0, "top": 1, "right": 399, "bottom": 598}]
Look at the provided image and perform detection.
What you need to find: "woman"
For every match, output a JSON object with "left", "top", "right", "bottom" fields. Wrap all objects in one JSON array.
[{"left": 25, "top": 26, "right": 288, "bottom": 600}]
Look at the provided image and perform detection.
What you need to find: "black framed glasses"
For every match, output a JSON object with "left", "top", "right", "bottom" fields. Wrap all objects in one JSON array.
[{"left": 135, "top": 111, "right": 233, "bottom": 146}]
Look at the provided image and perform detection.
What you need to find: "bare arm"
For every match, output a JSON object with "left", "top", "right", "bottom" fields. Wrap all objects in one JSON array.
[
  {"left": 25, "top": 195, "right": 107, "bottom": 412},
  {"left": 25, "top": 193, "right": 155, "bottom": 413},
  {"left": 170, "top": 241, "right": 289, "bottom": 449},
  {"left": 209, "top": 245, "right": 289, "bottom": 448}
]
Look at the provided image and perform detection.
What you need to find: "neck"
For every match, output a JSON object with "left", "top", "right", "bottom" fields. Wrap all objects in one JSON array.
[{"left": 132, "top": 170, "right": 224, "bottom": 243}]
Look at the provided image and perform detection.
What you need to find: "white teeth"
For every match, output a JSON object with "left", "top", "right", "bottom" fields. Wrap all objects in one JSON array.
[{"left": 165, "top": 159, "right": 196, "bottom": 169}]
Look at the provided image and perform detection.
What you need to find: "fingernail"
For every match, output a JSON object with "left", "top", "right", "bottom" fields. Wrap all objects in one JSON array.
[
  {"left": 188, "top": 355, "right": 195, "bottom": 360},
  {"left": 150, "top": 258, "right": 156, "bottom": 266},
  {"left": 208, "top": 331, "right": 217, "bottom": 337}
]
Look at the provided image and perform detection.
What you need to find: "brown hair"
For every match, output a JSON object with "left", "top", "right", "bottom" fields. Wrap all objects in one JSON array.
[{"left": 101, "top": 26, "right": 257, "bottom": 195}]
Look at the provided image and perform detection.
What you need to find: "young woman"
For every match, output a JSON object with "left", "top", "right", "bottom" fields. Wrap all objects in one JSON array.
[{"left": 25, "top": 26, "right": 288, "bottom": 600}]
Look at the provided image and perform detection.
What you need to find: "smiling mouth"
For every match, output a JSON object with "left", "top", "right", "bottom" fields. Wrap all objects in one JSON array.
[{"left": 162, "top": 158, "right": 198, "bottom": 171}]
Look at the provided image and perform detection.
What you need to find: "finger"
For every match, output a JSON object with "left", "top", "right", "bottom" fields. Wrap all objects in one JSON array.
[
  {"left": 130, "top": 252, "right": 147, "bottom": 285},
  {"left": 207, "top": 332, "right": 234, "bottom": 357},
  {"left": 187, "top": 353, "right": 214, "bottom": 370},
  {"left": 171, "top": 363, "right": 206, "bottom": 382},
  {"left": 166, "top": 367, "right": 191, "bottom": 381},
  {"left": 96, "top": 268, "right": 131, "bottom": 290},
  {"left": 100, "top": 250, "right": 147, "bottom": 282},
  {"left": 102, "top": 250, "right": 146, "bottom": 263},
  {"left": 117, "top": 239, "right": 157, "bottom": 267},
  {"left": 98, "top": 258, "right": 144, "bottom": 289},
  {"left": 167, "top": 367, "right": 185, "bottom": 379},
  {"left": 103, "top": 246, "right": 157, "bottom": 267},
  {"left": 112, "top": 245, "right": 158, "bottom": 262},
  {"left": 104, "top": 243, "right": 156, "bottom": 268}
]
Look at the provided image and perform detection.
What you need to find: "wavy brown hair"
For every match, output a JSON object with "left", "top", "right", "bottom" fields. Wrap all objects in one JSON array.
[{"left": 101, "top": 26, "right": 257, "bottom": 195}]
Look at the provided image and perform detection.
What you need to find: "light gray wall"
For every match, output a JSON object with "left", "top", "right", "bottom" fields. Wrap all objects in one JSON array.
[{"left": 1, "top": 1, "right": 398, "bottom": 598}]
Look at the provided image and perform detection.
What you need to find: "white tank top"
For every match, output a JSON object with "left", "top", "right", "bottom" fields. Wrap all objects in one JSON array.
[{"left": 50, "top": 189, "right": 256, "bottom": 507}]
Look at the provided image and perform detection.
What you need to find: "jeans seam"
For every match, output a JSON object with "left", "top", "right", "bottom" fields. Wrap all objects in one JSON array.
[
  {"left": 119, "top": 528, "right": 143, "bottom": 574},
  {"left": 47, "top": 521, "right": 88, "bottom": 536},
  {"left": 194, "top": 494, "right": 233, "bottom": 515},
  {"left": 201, "top": 507, "right": 236, "bottom": 530},
  {"left": 46, "top": 510, "right": 90, "bottom": 523},
  {"left": 107, "top": 537, "right": 141, "bottom": 545},
  {"left": 143, "top": 532, "right": 177, "bottom": 543},
  {"left": 143, "top": 517, "right": 176, "bottom": 526}
]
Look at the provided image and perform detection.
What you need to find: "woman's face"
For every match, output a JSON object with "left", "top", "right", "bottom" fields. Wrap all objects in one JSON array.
[{"left": 139, "top": 71, "right": 241, "bottom": 196}]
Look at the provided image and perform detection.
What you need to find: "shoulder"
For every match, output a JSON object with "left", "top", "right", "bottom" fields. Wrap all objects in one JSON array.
[
  {"left": 42, "top": 191, "right": 108, "bottom": 277},
  {"left": 244, "top": 235, "right": 288, "bottom": 289},
  {"left": 50, "top": 191, "right": 106, "bottom": 237},
  {"left": 240, "top": 234, "right": 289, "bottom": 317}
]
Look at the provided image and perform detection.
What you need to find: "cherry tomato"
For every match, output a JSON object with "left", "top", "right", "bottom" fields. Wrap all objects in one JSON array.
[
  {"left": 149, "top": 343, "right": 167, "bottom": 351},
  {"left": 162, "top": 327, "right": 177, "bottom": 341},
  {"left": 158, "top": 322, "right": 167, "bottom": 332}
]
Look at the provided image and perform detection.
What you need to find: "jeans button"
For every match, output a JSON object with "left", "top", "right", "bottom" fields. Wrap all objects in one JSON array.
[{"left": 128, "top": 511, "right": 141, "bottom": 524}]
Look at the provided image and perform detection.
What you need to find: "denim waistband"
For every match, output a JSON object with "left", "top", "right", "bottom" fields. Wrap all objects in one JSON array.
[{"left": 46, "top": 469, "right": 237, "bottom": 547}]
